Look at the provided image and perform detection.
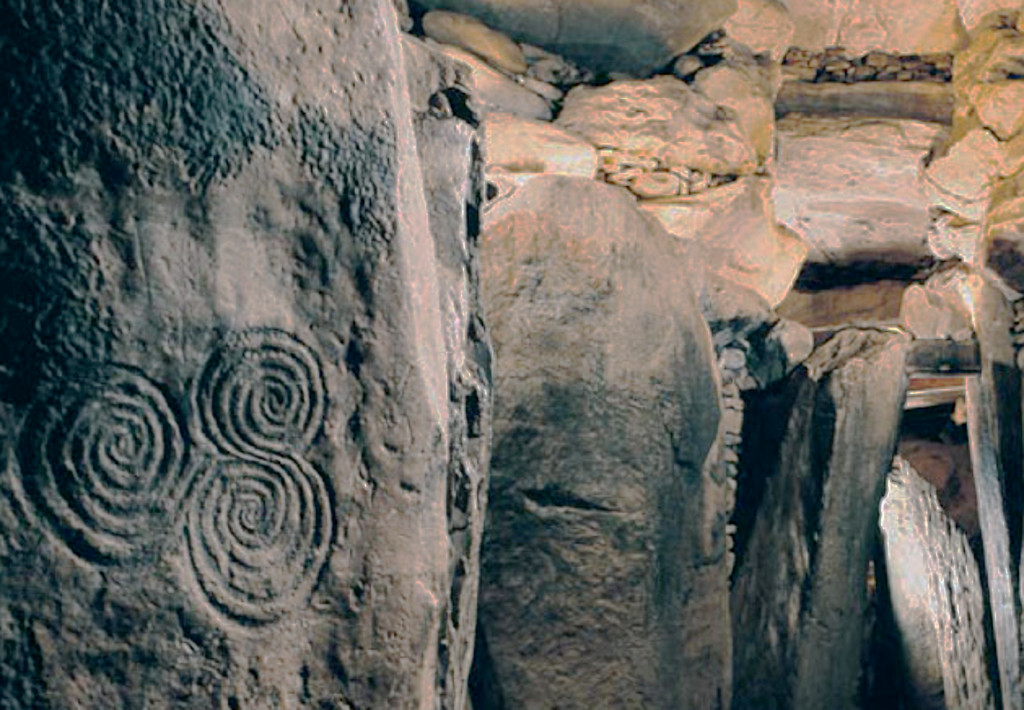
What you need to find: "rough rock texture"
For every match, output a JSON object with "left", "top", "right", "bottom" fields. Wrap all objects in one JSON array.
[
  {"left": 411, "top": 0, "right": 738, "bottom": 76},
  {"left": 900, "top": 267, "right": 977, "bottom": 340},
  {"left": 474, "top": 175, "right": 726, "bottom": 710},
  {"left": 983, "top": 168, "right": 1024, "bottom": 296},
  {"left": 692, "top": 63, "right": 777, "bottom": 164},
  {"left": 968, "top": 281, "right": 1024, "bottom": 710},
  {"left": 0, "top": 2, "right": 490, "bottom": 708},
  {"left": 783, "top": 0, "right": 969, "bottom": 54},
  {"left": 403, "top": 37, "right": 495, "bottom": 710},
  {"left": 724, "top": 0, "right": 794, "bottom": 61},
  {"left": 731, "top": 328, "right": 912, "bottom": 710},
  {"left": 880, "top": 457, "right": 994, "bottom": 710},
  {"left": 642, "top": 177, "right": 808, "bottom": 307},
  {"left": 775, "top": 116, "right": 946, "bottom": 269},
  {"left": 556, "top": 77, "right": 757, "bottom": 176},
  {"left": 482, "top": 112, "right": 598, "bottom": 178}
]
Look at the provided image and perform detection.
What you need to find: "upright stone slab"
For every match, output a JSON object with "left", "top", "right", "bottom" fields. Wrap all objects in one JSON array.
[
  {"left": 474, "top": 175, "right": 724, "bottom": 709},
  {"left": 0, "top": 2, "right": 490, "bottom": 708},
  {"left": 880, "top": 456, "right": 994, "bottom": 710},
  {"left": 731, "top": 328, "right": 912, "bottom": 710}
]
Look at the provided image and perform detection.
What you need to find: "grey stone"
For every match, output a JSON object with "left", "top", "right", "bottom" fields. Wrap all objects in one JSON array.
[
  {"left": 0, "top": 2, "right": 489, "bottom": 708},
  {"left": 731, "top": 328, "right": 912, "bottom": 710},
  {"left": 475, "top": 175, "right": 726, "bottom": 709},
  {"left": 880, "top": 457, "right": 995, "bottom": 710},
  {"left": 410, "top": 0, "right": 738, "bottom": 76}
]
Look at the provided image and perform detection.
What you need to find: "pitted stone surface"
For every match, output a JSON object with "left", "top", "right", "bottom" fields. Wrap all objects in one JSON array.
[{"left": 0, "top": 2, "right": 491, "bottom": 708}]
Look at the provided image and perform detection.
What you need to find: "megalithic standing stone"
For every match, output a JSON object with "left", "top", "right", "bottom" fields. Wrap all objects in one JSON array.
[
  {"left": 0, "top": 1, "right": 490, "bottom": 708},
  {"left": 731, "top": 328, "right": 911, "bottom": 710}
]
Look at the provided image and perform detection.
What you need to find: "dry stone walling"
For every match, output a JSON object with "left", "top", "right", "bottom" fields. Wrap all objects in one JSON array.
[{"left": 0, "top": 1, "right": 491, "bottom": 708}]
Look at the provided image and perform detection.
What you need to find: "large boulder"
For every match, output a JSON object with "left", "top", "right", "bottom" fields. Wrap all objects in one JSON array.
[
  {"left": 0, "top": 2, "right": 490, "bottom": 708},
  {"left": 775, "top": 116, "right": 946, "bottom": 270},
  {"left": 732, "top": 329, "right": 912, "bottom": 710},
  {"left": 474, "top": 175, "right": 726, "bottom": 709},
  {"left": 411, "top": 0, "right": 738, "bottom": 76}
]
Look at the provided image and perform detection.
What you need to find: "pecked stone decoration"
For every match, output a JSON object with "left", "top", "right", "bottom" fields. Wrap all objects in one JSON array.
[{"left": 0, "top": 1, "right": 491, "bottom": 708}]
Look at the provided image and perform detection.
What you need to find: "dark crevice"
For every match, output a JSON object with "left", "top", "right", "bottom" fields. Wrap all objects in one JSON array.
[{"left": 520, "top": 485, "right": 613, "bottom": 512}]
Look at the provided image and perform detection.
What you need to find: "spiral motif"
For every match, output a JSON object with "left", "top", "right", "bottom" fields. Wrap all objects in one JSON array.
[
  {"left": 194, "top": 329, "right": 325, "bottom": 458},
  {"left": 184, "top": 456, "right": 332, "bottom": 624},
  {"left": 18, "top": 366, "right": 186, "bottom": 563}
]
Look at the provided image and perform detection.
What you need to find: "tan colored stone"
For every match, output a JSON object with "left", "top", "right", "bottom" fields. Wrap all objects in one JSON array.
[
  {"left": 982, "top": 168, "right": 1024, "bottom": 294},
  {"left": 643, "top": 177, "right": 808, "bottom": 306},
  {"left": 556, "top": 77, "right": 757, "bottom": 175},
  {"left": 968, "top": 82, "right": 1024, "bottom": 139},
  {"left": 693, "top": 63, "right": 776, "bottom": 163},
  {"left": 482, "top": 112, "right": 599, "bottom": 178},
  {"left": 958, "top": 0, "right": 1020, "bottom": 30},
  {"left": 786, "top": 0, "right": 968, "bottom": 53},
  {"left": 899, "top": 269, "right": 977, "bottom": 339},
  {"left": 928, "top": 210, "right": 983, "bottom": 262},
  {"left": 629, "top": 172, "right": 681, "bottom": 199},
  {"left": 412, "top": 0, "right": 738, "bottom": 76},
  {"left": 423, "top": 10, "right": 528, "bottom": 74},
  {"left": 724, "top": 0, "right": 794, "bottom": 60},
  {"left": 923, "top": 127, "right": 1004, "bottom": 221},
  {"left": 434, "top": 43, "right": 552, "bottom": 120}
]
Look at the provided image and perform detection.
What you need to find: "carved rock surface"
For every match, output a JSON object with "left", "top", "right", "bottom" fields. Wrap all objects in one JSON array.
[
  {"left": 474, "top": 175, "right": 725, "bottom": 710},
  {"left": 775, "top": 116, "right": 945, "bottom": 268},
  {"left": 880, "top": 457, "right": 994, "bottom": 710},
  {"left": 410, "top": 0, "right": 737, "bottom": 76},
  {"left": 732, "top": 328, "right": 912, "bottom": 710},
  {"left": 0, "top": 3, "right": 490, "bottom": 709}
]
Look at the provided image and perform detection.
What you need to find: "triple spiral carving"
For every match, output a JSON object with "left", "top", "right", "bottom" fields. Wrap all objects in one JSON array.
[{"left": 15, "top": 328, "right": 333, "bottom": 627}]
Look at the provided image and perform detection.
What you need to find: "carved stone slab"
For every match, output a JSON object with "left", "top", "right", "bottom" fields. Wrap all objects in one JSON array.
[{"left": 0, "top": 1, "right": 490, "bottom": 708}]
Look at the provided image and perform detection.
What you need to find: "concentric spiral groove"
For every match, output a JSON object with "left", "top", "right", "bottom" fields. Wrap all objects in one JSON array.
[
  {"left": 184, "top": 455, "right": 332, "bottom": 625},
  {"left": 194, "top": 329, "right": 325, "bottom": 458},
  {"left": 18, "top": 366, "right": 186, "bottom": 563}
]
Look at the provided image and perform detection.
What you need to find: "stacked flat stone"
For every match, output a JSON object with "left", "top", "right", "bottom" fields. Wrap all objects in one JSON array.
[{"left": 782, "top": 48, "right": 954, "bottom": 83}]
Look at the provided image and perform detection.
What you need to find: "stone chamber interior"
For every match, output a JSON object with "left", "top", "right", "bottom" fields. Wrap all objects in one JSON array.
[{"left": 3, "top": 0, "right": 1024, "bottom": 708}]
